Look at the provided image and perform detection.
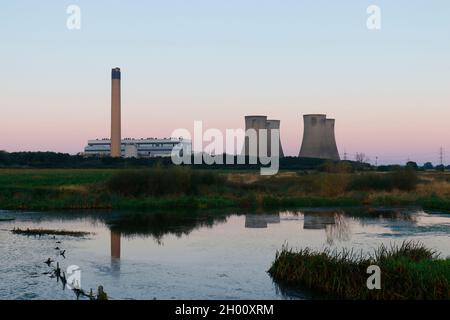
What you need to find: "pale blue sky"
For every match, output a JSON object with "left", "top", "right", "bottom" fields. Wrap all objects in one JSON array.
[{"left": 1, "top": 1, "right": 450, "bottom": 164}]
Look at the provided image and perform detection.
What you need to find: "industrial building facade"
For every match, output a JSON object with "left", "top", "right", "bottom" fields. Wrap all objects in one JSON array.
[
  {"left": 83, "top": 68, "right": 193, "bottom": 159},
  {"left": 83, "top": 138, "right": 190, "bottom": 158}
]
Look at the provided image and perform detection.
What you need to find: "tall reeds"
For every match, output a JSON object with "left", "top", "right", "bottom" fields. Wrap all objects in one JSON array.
[
  {"left": 106, "top": 167, "right": 227, "bottom": 197},
  {"left": 269, "top": 241, "right": 449, "bottom": 300}
]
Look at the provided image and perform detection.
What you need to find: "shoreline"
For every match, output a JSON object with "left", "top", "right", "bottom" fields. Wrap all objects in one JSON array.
[{"left": 1, "top": 194, "right": 450, "bottom": 213}]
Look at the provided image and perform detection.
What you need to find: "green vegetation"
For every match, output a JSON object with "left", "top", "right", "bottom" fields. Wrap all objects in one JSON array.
[
  {"left": 0, "top": 217, "right": 15, "bottom": 221},
  {"left": 347, "top": 168, "right": 419, "bottom": 192},
  {"left": 0, "top": 151, "right": 329, "bottom": 170},
  {"left": 12, "top": 228, "right": 91, "bottom": 237},
  {"left": 269, "top": 241, "right": 450, "bottom": 300},
  {"left": 106, "top": 167, "right": 227, "bottom": 196},
  {"left": 0, "top": 168, "right": 113, "bottom": 187},
  {"left": 0, "top": 167, "right": 449, "bottom": 211}
]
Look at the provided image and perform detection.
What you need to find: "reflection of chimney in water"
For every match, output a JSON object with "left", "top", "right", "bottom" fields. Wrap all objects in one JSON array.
[{"left": 111, "top": 231, "right": 121, "bottom": 259}]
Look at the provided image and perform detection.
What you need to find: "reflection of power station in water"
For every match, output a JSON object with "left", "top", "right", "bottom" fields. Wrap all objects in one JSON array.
[
  {"left": 303, "top": 211, "right": 351, "bottom": 245},
  {"left": 299, "top": 114, "right": 340, "bottom": 161},
  {"left": 303, "top": 211, "right": 336, "bottom": 230},
  {"left": 111, "top": 231, "right": 121, "bottom": 259},
  {"left": 243, "top": 116, "right": 284, "bottom": 157},
  {"left": 110, "top": 230, "right": 121, "bottom": 274},
  {"left": 245, "top": 214, "right": 281, "bottom": 228}
]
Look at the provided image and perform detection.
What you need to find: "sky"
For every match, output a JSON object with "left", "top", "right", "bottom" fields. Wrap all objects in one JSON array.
[{"left": 1, "top": 0, "right": 450, "bottom": 165}]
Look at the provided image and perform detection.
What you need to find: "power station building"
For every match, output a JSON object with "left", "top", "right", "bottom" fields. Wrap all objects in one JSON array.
[
  {"left": 83, "top": 68, "right": 191, "bottom": 158},
  {"left": 243, "top": 115, "right": 284, "bottom": 157},
  {"left": 83, "top": 68, "right": 342, "bottom": 161},
  {"left": 84, "top": 137, "right": 190, "bottom": 158},
  {"left": 299, "top": 114, "right": 340, "bottom": 161}
]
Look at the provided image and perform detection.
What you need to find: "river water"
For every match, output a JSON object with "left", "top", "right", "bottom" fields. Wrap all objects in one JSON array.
[{"left": 0, "top": 207, "right": 449, "bottom": 300}]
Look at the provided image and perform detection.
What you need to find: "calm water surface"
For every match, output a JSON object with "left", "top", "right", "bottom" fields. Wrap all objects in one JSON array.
[{"left": 0, "top": 207, "right": 449, "bottom": 300}]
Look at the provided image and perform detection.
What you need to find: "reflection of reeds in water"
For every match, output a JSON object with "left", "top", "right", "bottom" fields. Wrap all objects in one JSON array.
[
  {"left": 325, "top": 213, "right": 351, "bottom": 245},
  {"left": 366, "top": 208, "right": 419, "bottom": 222},
  {"left": 107, "top": 211, "right": 228, "bottom": 245},
  {"left": 12, "top": 228, "right": 91, "bottom": 237}
]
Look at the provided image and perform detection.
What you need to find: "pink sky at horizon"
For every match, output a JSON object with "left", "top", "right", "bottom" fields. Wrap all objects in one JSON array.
[
  {"left": 2, "top": 1, "right": 450, "bottom": 165},
  {"left": 2, "top": 85, "right": 449, "bottom": 165}
]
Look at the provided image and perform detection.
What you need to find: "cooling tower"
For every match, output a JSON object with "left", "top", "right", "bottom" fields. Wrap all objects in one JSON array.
[
  {"left": 243, "top": 115, "right": 267, "bottom": 157},
  {"left": 299, "top": 114, "right": 340, "bottom": 160},
  {"left": 325, "top": 118, "right": 340, "bottom": 160},
  {"left": 266, "top": 119, "right": 284, "bottom": 157},
  {"left": 110, "top": 68, "right": 121, "bottom": 157}
]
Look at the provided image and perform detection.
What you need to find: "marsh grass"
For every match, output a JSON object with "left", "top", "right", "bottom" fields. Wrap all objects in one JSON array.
[
  {"left": 269, "top": 241, "right": 449, "bottom": 300},
  {"left": 0, "top": 169, "right": 114, "bottom": 188},
  {"left": 105, "top": 167, "right": 227, "bottom": 197},
  {"left": 0, "top": 169, "right": 449, "bottom": 211},
  {"left": 347, "top": 168, "right": 419, "bottom": 192}
]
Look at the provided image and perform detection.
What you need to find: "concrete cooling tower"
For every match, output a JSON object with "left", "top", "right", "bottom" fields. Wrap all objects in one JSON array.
[
  {"left": 299, "top": 114, "right": 340, "bottom": 161},
  {"left": 243, "top": 116, "right": 284, "bottom": 157},
  {"left": 110, "top": 68, "right": 121, "bottom": 158},
  {"left": 243, "top": 115, "right": 268, "bottom": 157},
  {"left": 266, "top": 119, "right": 284, "bottom": 157}
]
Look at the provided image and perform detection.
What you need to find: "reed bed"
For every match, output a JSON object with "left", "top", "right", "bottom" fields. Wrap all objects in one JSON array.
[
  {"left": 1, "top": 168, "right": 450, "bottom": 211},
  {"left": 269, "top": 241, "right": 450, "bottom": 300}
]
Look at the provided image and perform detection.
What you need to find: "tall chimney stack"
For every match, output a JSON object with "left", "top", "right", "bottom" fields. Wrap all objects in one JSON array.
[{"left": 111, "top": 68, "right": 121, "bottom": 157}]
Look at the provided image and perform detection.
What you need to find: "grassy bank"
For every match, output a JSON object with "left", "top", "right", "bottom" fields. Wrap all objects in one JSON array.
[
  {"left": 269, "top": 241, "right": 450, "bottom": 300},
  {"left": 0, "top": 168, "right": 449, "bottom": 211}
]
